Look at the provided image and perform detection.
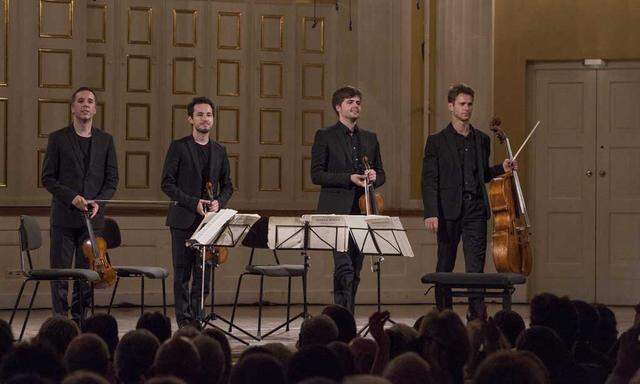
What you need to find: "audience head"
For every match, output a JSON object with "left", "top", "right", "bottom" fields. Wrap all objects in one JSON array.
[
  {"left": 466, "top": 318, "right": 510, "bottom": 378},
  {"left": 263, "top": 342, "right": 294, "bottom": 368},
  {"left": 383, "top": 352, "right": 434, "bottom": 384},
  {"left": 173, "top": 325, "right": 201, "bottom": 340},
  {"left": 0, "top": 318, "right": 13, "bottom": 360},
  {"left": 321, "top": 304, "right": 357, "bottom": 343},
  {"left": 572, "top": 300, "right": 599, "bottom": 344},
  {"left": 418, "top": 309, "right": 470, "bottom": 384},
  {"left": 297, "top": 314, "right": 339, "bottom": 349},
  {"left": 349, "top": 337, "right": 378, "bottom": 374},
  {"left": 5, "top": 374, "right": 52, "bottom": 384},
  {"left": 515, "top": 325, "right": 570, "bottom": 381},
  {"left": 473, "top": 350, "right": 548, "bottom": 384},
  {"left": 202, "top": 328, "right": 231, "bottom": 384},
  {"left": 230, "top": 353, "right": 285, "bottom": 384},
  {"left": 386, "top": 323, "right": 419, "bottom": 359},
  {"left": 82, "top": 313, "right": 119, "bottom": 358},
  {"left": 136, "top": 311, "right": 172, "bottom": 343},
  {"left": 146, "top": 377, "right": 186, "bottom": 384},
  {"left": 153, "top": 336, "right": 201, "bottom": 384},
  {"left": 36, "top": 315, "right": 80, "bottom": 357},
  {"left": 327, "top": 341, "right": 355, "bottom": 376},
  {"left": 114, "top": 329, "right": 160, "bottom": 384},
  {"left": 63, "top": 333, "right": 110, "bottom": 377},
  {"left": 492, "top": 310, "right": 525, "bottom": 347},
  {"left": 343, "top": 375, "right": 390, "bottom": 384},
  {"left": 529, "top": 293, "right": 578, "bottom": 350},
  {"left": 62, "top": 371, "right": 110, "bottom": 384},
  {"left": 288, "top": 345, "right": 344, "bottom": 383},
  {"left": 592, "top": 303, "right": 618, "bottom": 354},
  {"left": 0, "top": 340, "right": 65, "bottom": 382},
  {"left": 193, "top": 335, "right": 225, "bottom": 384}
]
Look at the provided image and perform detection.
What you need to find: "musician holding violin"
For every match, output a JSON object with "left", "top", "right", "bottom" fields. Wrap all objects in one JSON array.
[
  {"left": 41, "top": 87, "right": 119, "bottom": 324},
  {"left": 421, "top": 84, "right": 517, "bottom": 320},
  {"left": 161, "top": 96, "right": 233, "bottom": 328},
  {"left": 311, "top": 86, "right": 385, "bottom": 314}
]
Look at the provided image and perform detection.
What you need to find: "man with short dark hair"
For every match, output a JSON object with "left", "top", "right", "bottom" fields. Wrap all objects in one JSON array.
[
  {"left": 421, "top": 84, "right": 516, "bottom": 320},
  {"left": 311, "top": 86, "right": 385, "bottom": 314},
  {"left": 114, "top": 329, "right": 160, "bottom": 384},
  {"left": 42, "top": 86, "right": 118, "bottom": 324},
  {"left": 161, "top": 96, "right": 233, "bottom": 328}
]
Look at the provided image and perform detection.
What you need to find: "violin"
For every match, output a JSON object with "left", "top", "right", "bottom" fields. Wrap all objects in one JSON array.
[
  {"left": 488, "top": 118, "right": 532, "bottom": 276},
  {"left": 203, "top": 181, "right": 228, "bottom": 264},
  {"left": 358, "top": 156, "right": 384, "bottom": 215},
  {"left": 81, "top": 210, "right": 116, "bottom": 288}
]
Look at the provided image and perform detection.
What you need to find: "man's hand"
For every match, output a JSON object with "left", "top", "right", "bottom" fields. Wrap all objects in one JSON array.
[
  {"left": 365, "top": 169, "right": 377, "bottom": 183},
  {"left": 196, "top": 199, "right": 211, "bottom": 216},
  {"left": 210, "top": 200, "right": 220, "bottom": 213},
  {"left": 503, "top": 159, "right": 518, "bottom": 172},
  {"left": 369, "top": 310, "right": 390, "bottom": 347},
  {"left": 424, "top": 217, "right": 438, "bottom": 233},
  {"left": 88, "top": 201, "right": 99, "bottom": 219},
  {"left": 72, "top": 195, "right": 88, "bottom": 211},
  {"left": 350, "top": 174, "right": 367, "bottom": 187}
]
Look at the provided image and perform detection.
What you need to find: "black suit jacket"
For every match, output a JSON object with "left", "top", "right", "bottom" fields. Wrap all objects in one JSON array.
[
  {"left": 161, "top": 135, "right": 233, "bottom": 230},
  {"left": 311, "top": 122, "right": 385, "bottom": 214},
  {"left": 421, "top": 124, "right": 504, "bottom": 220},
  {"left": 41, "top": 126, "right": 119, "bottom": 228}
]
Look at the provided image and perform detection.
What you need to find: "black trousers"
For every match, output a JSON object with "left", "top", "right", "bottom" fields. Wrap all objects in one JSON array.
[
  {"left": 332, "top": 236, "right": 364, "bottom": 314},
  {"left": 50, "top": 225, "right": 92, "bottom": 324},
  {"left": 436, "top": 194, "right": 487, "bottom": 318},
  {"left": 170, "top": 220, "right": 211, "bottom": 326}
]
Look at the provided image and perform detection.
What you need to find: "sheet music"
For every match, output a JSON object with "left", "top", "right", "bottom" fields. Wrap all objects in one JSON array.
[
  {"left": 301, "top": 214, "right": 349, "bottom": 252},
  {"left": 190, "top": 209, "right": 237, "bottom": 245},
  {"left": 268, "top": 217, "right": 305, "bottom": 249},
  {"left": 214, "top": 214, "right": 261, "bottom": 246},
  {"left": 345, "top": 215, "right": 414, "bottom": 257}
]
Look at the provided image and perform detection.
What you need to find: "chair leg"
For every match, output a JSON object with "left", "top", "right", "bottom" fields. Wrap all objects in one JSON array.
[
  {"left": 162, "top": 278, "right": 167, "bottom": 316},
  {"left": 20, "top": 281, "right": 39, "bottom": 341},
  {"left": 107, "top": 277, "right": 120, "bottom": 314},
  {"left": 228, "top": 273, "right": 245, "bottom": 332},
  {"left": 140, "top": 277, "right": 145, "bottom": 317},
  {"left": 258, "top": 275, "right": 265, "bottom": 339},
  {"left": 286, "top": 277, "right": 292, "bottom": 331},
  {"left": 10, "top": 280, "right": 28, "bottom": 326}
]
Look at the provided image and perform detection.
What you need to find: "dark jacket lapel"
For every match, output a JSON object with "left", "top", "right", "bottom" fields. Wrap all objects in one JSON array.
[
  {"left": 63, "top": 126, "right": 86, "bottom": 175},
  {"left": 473, "top": 126, "right": 487, "bottom": 183},
  {"left": 443, "top": 124, "right": 462, "bottom": 170},
  {"left": 186, "top": 137, "right": 203, "bottom": 179}
]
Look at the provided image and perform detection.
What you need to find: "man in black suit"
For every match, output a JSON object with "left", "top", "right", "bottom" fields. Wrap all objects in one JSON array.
[
  {"left": 421, "top": 84, "right": 517, "bottom": 319},
  {"left": 311, "top": 86, "right": 385, "bottom": 314},
  {"left": 41, "top": 87, "right": 119, "bottom": 323},
  {"left": 161, "top": 96, "right": 233, "bottom": 327}
]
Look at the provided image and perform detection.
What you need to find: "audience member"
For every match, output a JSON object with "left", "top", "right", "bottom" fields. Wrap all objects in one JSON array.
[
  {"left": 322, "top": 304, "right": 357, "bottom": 343},
  {"left": 385, "top": 323, "right": 419, "bottom": 360},
  {"left": 35, "top": 316, "right": 80, "bottom": 358},
  {"left": 530, "top": 293, "right": 578, "bottom": 351},
  {"left": 62, "top": 371, "right": 110, "bottom": 384},
  {"left": 492, "top": 309, "right": 525, "bottom": 347},
  {"left": 605, "top": 325, "right": 640, "bottom": 384},
  {"left": 192, "top": 335, "right": 225, "bottom": 384},
  {"left": 327, "top": 341, "right": 356, "bottom": 376},
  {"left": 82, "top": 313, "right": 119, "bottom": 359},
  {"left": 593, "top": 304, "right": 619, "bottom": 357},
  {"left": 5, "top": 374, "right": 53, "bottom": 384},
  {"left": 137, "top": 311, "right": 172, "bottom": 343},
  {"left": 473, "top": 350, "right": 547, "bottom": 384},
  {"left": 153, "top": 336, "right": 201, "bottom": 384},
  {"left": 263, "top": 342, "right": 294, "bottom": 368},
  {"left": 0, "top": 340, "right": 65, "bottom": 382},
  {"left": 202, "top": 328, "right": 231, "bottom": 384},
  {"left": 342, "top": 375, "right": 390, "bottom": 384},
  {"left": 466, "top": 318, "right": 510, "bottom": 378},
  {"left": 114, "top": 329, "right": 160, "bottom": 384},
  {"left": 297, "top": 314, "right": 339, "bottom": 349},
  {"left": 349, "top": 337, "right": 378, "bottom": 375},
  {"left": 383, "top": 352, "right": 434, "bottom": 384},
  {"left": 173, "top": 324, "right": 201, "bottom": 340},
  {"left": 288, "top": 345, "right": 344, "bottom": 383},
  {"left": 230, "top": 352, "right": 285, "bottom": 384},
  {"left": 63, "top": 333, "right": 111, "bottom": 379},
  {"left": 0, "top": 318, "right": 14, "bottom": 361}
]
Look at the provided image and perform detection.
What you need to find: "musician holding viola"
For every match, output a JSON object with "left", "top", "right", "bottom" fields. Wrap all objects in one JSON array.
[
  {"left": 421, "top": 84, "right": 517, "bottom": 320},
  {"left": 161, "top": 96, "right": 233, "bottom": 328},
  {"left": 41, "top": 87, "right": 119, "bottom": 324},
  {"left": 311, "top": 86, "right": 385, "bottom": 314}
]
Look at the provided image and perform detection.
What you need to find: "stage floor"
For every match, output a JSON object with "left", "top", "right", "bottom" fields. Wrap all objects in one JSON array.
[{"left": 2, "top": 303, "right": 636, "bottom": 356}]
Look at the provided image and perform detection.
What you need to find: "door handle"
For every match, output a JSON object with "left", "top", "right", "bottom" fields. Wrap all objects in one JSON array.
[
  {"left": 586, "top": 170, "right": 593, "bottom": 177},
  {"left": 599, "top": 170, "right": 606, "bottom": 177}
]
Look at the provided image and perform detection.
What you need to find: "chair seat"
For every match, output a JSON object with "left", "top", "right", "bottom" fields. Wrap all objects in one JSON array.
[
  {"left": 28, "top": 268, "right": 100, "bottom": 281},
  {"left": 113, "top": 266, "right": 168, "bottom": 279},
  {"left": 421, "top": 272, "right": 526, "bottom": 287},
  {"left": 245, "top": 264, "right": 305, "bottom": 277}
]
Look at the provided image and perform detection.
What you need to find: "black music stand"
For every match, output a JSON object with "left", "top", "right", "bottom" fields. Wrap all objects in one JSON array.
[
  {"left": 189, "top": 214, "right": 259, "bottom": 345},
  {"left": 259, "top": 217, "right": 349, "bottom": 339},
  {"left": 349, "top": 219, "right": 411, "bottom": 336}
]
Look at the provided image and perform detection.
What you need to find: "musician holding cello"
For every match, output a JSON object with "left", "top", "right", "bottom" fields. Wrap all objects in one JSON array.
[
  {"left": 311, "top": 86, "right": 385, "bottom": 314},
  {"left": 421, "top": 84, "right": 517, "bottom": 320},
  {"left": 161, "top": 96, "right": 233, "bottom": 328},
  {"left": 41, "top": 87, "right": 119, "bottom": 324}
]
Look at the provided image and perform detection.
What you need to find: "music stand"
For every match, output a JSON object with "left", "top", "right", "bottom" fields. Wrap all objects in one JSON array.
[
  {"left": 347, "top": 215, "right": 413, "bottom": 336},
  {"left": 258, "top": 215, "right": 349, "bottom": 339},
  {"left": 188, "top": 211, "right": 260, "bottom": 345}
]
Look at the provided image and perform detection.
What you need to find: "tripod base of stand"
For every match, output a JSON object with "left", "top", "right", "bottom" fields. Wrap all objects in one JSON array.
[{"left": 198, "top": 312, "right": 256, "bottom": 345}]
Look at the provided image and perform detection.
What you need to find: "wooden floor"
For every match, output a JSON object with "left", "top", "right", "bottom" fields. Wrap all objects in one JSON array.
[{"left": 2, "top": 303, "right": 637, "bottom": 356}]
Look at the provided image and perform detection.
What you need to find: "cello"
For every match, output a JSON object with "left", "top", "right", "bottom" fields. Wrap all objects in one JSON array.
[
  {"left": 488, "top": 118, "right": 532, "bottom": 276},
  {"left": 358, "top": 156, "right": 384, "bottom": 215},
  {"left": 81, "top": 210, "right": 117, "bottom": 288}
]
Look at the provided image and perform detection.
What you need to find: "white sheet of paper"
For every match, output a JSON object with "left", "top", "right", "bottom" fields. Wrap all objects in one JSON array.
[
  {"left": 190, "top": 208, "right": 237, "bottom": 245},
  {"left": 214, "top": 213, "right": 261, "bottom": 246},
  {"left": 268, "top": 217, "right": 305, "bottom": 249},
  {"left": 301, "top": 214, "right": 349, "bottom": 252},
  {"left": 344, "top": 215, "right": 414, "bottom": 257}
]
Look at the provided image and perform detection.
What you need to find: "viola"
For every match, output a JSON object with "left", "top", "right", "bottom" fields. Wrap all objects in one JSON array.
[
  {"left": 488, "top": 118, "right": 532, "bottom": 276},
  {"left": 358, "top": 156, "right": 384, "bottom": 215},
  {"left": 204, "top": 181, "right": 228, "bottom": 264},
  {"left": 81, "top": 210, "right": 117, "bottom": 288}
]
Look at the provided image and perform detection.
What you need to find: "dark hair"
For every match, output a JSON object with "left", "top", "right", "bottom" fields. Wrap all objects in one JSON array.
[
  {"left": 187, "top": 96, "right": 215, "bottom": 117},
  {"left": 202, "top": 328, "right": 231, "bottom": 384},
  {"left": 385, "top": 323, "right": 419, "bottom": 359},
  {"left": 0, "top": 318, "right": 14, "bottom": 360},
  {"left": 114, "top": 329, "right": 160, "bottom": 384},
  {"left": 62, "top": 371, "right": 110, "bottom": 384},
  {"left": 71, "top": 87, "right": 97, "bottom": 103},
  {"left": 193, "top": 335, "right": 225, "bottom": 384},
  {"left": 297, "top": 314, "right": 339, "bottom": 349},
  {"left": 530, "top": 293, "right": 578, "bottom": 350},
  {"left": 349, "top": 337, "right": 377, "bottom": 374},
  {"left": 572, "top": 300, "right": 599, "bottom": 343},
  {"left": 331, "top": 86, "right": 362, "bottom": 114},
  {"left": 230, "top": 353, "right": 286, "bottom": 384},
  {"left": 447, "top": 83, "right": 474, "bottom": 103},
  {"left": 327, "top": 341, "right": 355, "bottom": 376},
  {"left": 36, "top": 316, "right": 80, "bottom": 358},
  {"left": 153, "top": 337, "right": 201, "bottom": 384},
  {"left": 136, "top": 312, "right": 172, "bottom": 343},
  {"left": 321, "top": 305, "right": 357, "bottom": 343},
  {"left": 383, "top": 352, "right": 434, "bottom": 384},
  {"left": 0, "top": 340, "right": 65, "bottom": 382},
  {"left": 63, "top": 333, "right": 110, "bottom": 377},
  {"left": 515, "top": 325, "right": 570, "bottom": 381},
  {"left": 492, "top": 310, "right": 526, "bottom": 347},
  {"left": 592, "top": 303, "right": 618, "bottom": 355},
  {"left": 473, "top": 350, "right": 547, "bottom": 384},
  {"left": 82, "top": 313, "right": 119, "bottom": 359},
  {"left": 288, "top": 345, "right": 343, "bottom": 384}
]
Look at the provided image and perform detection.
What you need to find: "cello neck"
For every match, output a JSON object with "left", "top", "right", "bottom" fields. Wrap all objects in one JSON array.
[
  {"left": 504, "top": 138, "right": 530, "bottom": 227},
  {"left": 83, "top": 211, "right": 100, "bottom": 257}
]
